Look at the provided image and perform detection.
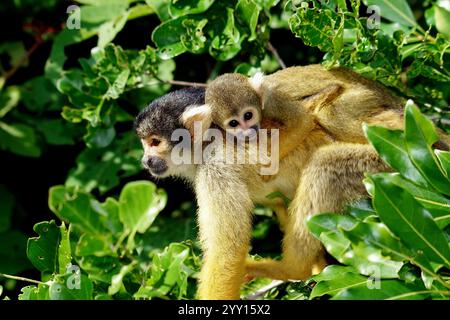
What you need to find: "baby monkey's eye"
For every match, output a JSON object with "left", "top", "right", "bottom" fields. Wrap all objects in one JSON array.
[
  {"left": 150, "top": 138, "right": 161, "bottom": 147},
  {"left": 243, "top": 112, "right": 253, "bottom": 121},
  {"left": 229, "top": 120, "right": 239, "bottom": 128}
]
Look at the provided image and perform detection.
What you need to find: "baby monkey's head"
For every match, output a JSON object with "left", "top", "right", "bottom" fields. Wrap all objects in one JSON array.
[{"left": 205, "top": 73, "right": 263, "bottom": 139}]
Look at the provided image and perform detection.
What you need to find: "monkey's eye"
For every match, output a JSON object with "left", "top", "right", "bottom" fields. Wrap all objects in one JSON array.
[
  {"left": 150, "top": 138, "right": 161, "bottom": 147},
  {"left": 243, "top": 112, "right": 253, "bottom": 121},
  {"left": 229, "top": 120, "right": 239, "bottom": 128}
]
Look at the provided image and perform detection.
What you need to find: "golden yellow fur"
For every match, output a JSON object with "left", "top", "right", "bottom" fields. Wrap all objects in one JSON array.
[{"left": 138, "top": 66, "right": 450, "bottom": 300}]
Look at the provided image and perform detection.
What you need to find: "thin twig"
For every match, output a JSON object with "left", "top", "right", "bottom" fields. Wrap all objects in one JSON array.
[
  {"left": 3, "top": 41, "right": 42, "bottom": 81},
  {"left": 164, "top": 79, "right": 208, "bottom": 88},
  {"left": 0, "top": 273, "right": 46, "bottom": 285},
  {"left": 267, "top": 42, "right": 286, "bottom": 69},
  {"left": 244, "top": 280, "right": 285, "bottom": 300}
]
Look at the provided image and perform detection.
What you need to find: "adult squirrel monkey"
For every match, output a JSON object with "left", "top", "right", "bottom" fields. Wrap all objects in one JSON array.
[
  {"left": 135, "top": 67, "right": 450, "bottom": 300},
  {"left": 186, "top": 64, "right": 405, "bottom": 164}
]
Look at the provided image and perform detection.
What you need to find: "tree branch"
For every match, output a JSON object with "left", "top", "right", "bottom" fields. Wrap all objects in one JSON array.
[
  {"left": 163, "top": 79, "right": 208, "bottom": 88},
  {"left": 267, "top": 42, "right": 286, "bottom": 69},
  {"left": 244, "top": 280, "right": 285, "bottom": 300},
  {"left": 3, "top": 41, "right": 42, "bottom": 81},
  {"left": 0, "top": 273, "right": 46, "bottom": 285}
]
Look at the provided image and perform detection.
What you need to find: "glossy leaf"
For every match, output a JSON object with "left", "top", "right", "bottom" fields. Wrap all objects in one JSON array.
[
  {"left": 363, "top": 0, "right": 417, "bottom": 27},
  {"left": 333, "top": 279, "right": 428, "bottom": 300},
  {"left": 49, "top": 187, "right": 107, "bottom": 235},
  {"left": 49, "top": 274, "right": 93, "bottom": 300},
  {"left": 27, "top": 221, "right": 64, "bottom": 274},
  {"left": 376, "top": 173, "right": 450, "bottom": 229},
  {"left": 370, "top": 175, "right": 450, "bottom": 269},
  {"left": 310, "top": 265, "right": 367, "bottom": 299},
  {"left": 364, "top": 124, "right": 429, "bottom": 187},
  {"left": 404, "top": 103, "right": 450, "bottom": 195},
  {"left": 308, "top": 214, "right": 403, "bottom": 278},
  {"left": 119, "top": 181, "right": 167, "bottom": 249}
]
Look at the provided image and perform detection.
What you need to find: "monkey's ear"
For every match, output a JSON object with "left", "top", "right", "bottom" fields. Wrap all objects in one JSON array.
[
  {"left": 249, "top": 72, "right": 264, "bottom": 94},
  {"left": 249, "top": 72, "right": 266, "bottom": 109},
  {"left": 181, "top": 104, "right": 212, "bottom": 139}
]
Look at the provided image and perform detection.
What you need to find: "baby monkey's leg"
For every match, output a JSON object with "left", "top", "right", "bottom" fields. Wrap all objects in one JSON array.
[{"left": 246, "top": 143, "right": 389, "bottom": 280}]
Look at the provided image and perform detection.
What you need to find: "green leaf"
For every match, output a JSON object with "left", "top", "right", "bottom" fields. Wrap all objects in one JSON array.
[
  {"left": 404, "top": 102, "right": 450, "bottom": 195},
  {"left": 27, "top": 221, "right": 67, "bottom": 274},
  {"left": 49, "top": 274, "right": 93, "bottom": 300},
  {"left": 105, "top": 69, "right": 130, "bottom": 99},
  {"left": 119, "top": 181, "right": 167, "bottom": 249},
  {"left": 363, "top": 0, "right": 417, "bottom": 27},
  {"left": 97, "top": 11, "right": 130, "bottom": 48},
  {"left": 152, "top": 17, "right": 189, "bottom": 59},
  {"left": 0, "top": 122, "right": 41, "bottom": 157},
  {"left": 145, "top": 0, "right": 171, "bottom": 21},
  {"left": 136, "top": 216, "right": 197, "bottom": 255},
  {"left": 169, "top": 0, "right": 215, "bottom": 17},
  {"left": 364, "top": 124, "right": 429, "bottom": 187},
  {"left": 308, "top": 214, "right": 403, "bottom": 278},
  {"left": 345, "top": 199, "right": 377, "bottom": 222},
  {"left": 289, "top": 6, "right": 337, "bottom": 52},
  {"left": 78, "top": 255, "right": 121, "bottom": 284},
  {"left": 435, "top": 149, "right": 450, "bottom": 179},
  {"left": 48, "top": 186, "right": 107, "bottom": 234},
  {"left": 18, "top": 284, "right": 50, "bottom": 300},
  {"left": 65, "top": 133, "right": 142, "bottom": 194},
  {"left": 333, "top": 279, "right": 428, "bottom": 300},
  {"left": 21, "top": 76, "right": 63, "bottom": 112},
  {"left": 84, "top": 125, "right": 116, "bottom": 149},
  {"left": 434, "top": 5, "right": 450, "bottom": 37},
  {"left": 45, "top": 29, "right": 85, "bottom": 85},
  {"left": 98, "top": 197, "right": 123, "bottom": 236},
  {"left": 310, "top": 265, "right": 367, "bottom": 299},
  {"left": 0, "top": 42, "right": 27, "bottom": 69},
  {"left": 108, "top": 263, "right": 136, "bottom": 295},
  {"left": 209, "top": 7, "right": 244, "bottom": 61},
  {"left": 75, "top": 234, "right": 115, "bottom": 257},
  {"left": 79, "top": 1, "right": 128, "bottom": 24},
  {"left": 236, "top": 0, "right": 259, "bottom": 41},
  {"left": 134, "top": 243, "right": 198, "bottom": 299},
  {"left": 370, "top": 175, "right": 450, "bottom": 270},
  {"left": 377, "top": 173, "right": 450, "bottom": 229},
  {"left": 37, "top": 119, "right": 79, "bottom": 146},
  {"left": 58, "top": 223, "right": 72, "bottom": 275},
  {"left": 0, "top": 86, "right": 20, "bottom": 118}
]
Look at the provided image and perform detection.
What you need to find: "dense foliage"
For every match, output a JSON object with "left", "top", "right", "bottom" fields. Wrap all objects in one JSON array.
[{"left": 0, "top": 0, "right": 449, "bottom": 300}]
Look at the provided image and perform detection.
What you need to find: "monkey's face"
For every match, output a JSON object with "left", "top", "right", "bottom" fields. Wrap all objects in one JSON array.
[
  {"left": 135, "top": 87, "right": 205, "bottom": 180},
  {"left": 205, "top": 73, "right": 263, "bottom": 140},
  {"left": 221, "top": 106, "right": 261, "bottom": 139},
  {"left": 140, "top": 135, "right": 170, "bottom": 177}
]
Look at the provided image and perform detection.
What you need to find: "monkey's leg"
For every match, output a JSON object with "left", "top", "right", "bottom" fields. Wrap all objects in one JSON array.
[
  {"left": 195, "top": 165, "right": 254, "bottom": 300},
  {"left": 246, "top": 143, "right": 389, "bottom": 280}
]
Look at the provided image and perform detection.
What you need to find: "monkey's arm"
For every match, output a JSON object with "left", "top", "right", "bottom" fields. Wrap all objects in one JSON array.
[{"left": 195, "top": 164, "right": 254, "bottom": 300}]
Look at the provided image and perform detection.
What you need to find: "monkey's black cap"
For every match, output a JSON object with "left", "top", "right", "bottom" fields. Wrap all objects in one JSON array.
[{"left": 135, "top": 87, "right": 205, "bottom": 140}]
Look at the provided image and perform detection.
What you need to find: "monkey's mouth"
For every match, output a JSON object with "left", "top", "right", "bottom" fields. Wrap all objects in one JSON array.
[
  {"left": 237, "top": 124, "right": 259, "bottom": 140},
  {"left": 148, "top": 163, "right": 169, "bottom": 177}
]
